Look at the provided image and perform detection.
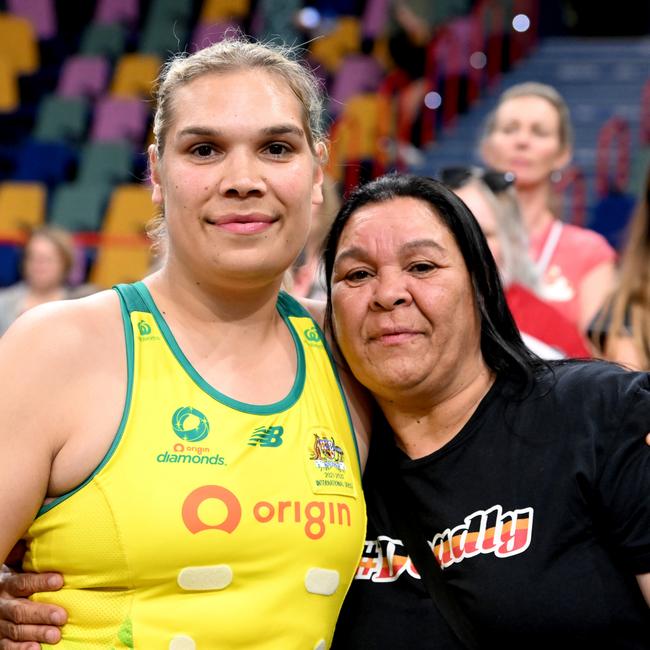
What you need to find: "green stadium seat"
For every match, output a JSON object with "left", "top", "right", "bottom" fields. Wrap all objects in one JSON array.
[
  {"left": 32, "top": 95, "right": 90, "bottom": 145},
  {"left": 48, "top": 182, "right": 111, "bottom": 232},
  {"left": 77, "top": 141, "right": 134, "bottom": 185},
  {"left": 79, "top": 22, "right": 127, "bottom": 59}
]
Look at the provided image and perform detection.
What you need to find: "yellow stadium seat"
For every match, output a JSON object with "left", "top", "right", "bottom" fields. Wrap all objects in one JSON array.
[
  {"left": 327, "top": 92, "right": 382, "bottom": 183},
  {"left": 0, "top": 13, "right": 38, "bottom": 75},
  {"left": 90, "top": 243, "right": 155, "bottom": 289},
  {"left": 110, "top": 53, "right": 161, "bottom": 98},
  {"left": 0, "top": 58, "right": 18, "bottom": 112},
  {"left": 102, "top": 183, "right": 157, "bottom": 234},
  {"left": 309, "top": 17, "right": 361, "bottom": 73},
  {"left": 0, "top": 182, "right": 46, "bottom": 237},
  {"left": 200, "top": 0, "right": 250, "bottom": 22}
]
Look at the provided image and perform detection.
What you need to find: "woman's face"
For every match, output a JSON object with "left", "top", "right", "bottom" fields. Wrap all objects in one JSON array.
[
  {"left": 149, "top": 68, "right": 323, "bottom": 291},
  {"left": 453, "top": 184, "right": 503, "bottom": 270},
  {"left": 481, "top": 95, "right": 570, "bottom": 189},
  {"left": 23, "top": 235, "right": 67, "bottom": 291},
  {"left": 330, "top": 196, "right": 483, "bottom": 405}
]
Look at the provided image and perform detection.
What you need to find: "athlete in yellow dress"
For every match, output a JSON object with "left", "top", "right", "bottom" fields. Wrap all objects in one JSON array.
[
  {"left": 23, "top": 284, "right": 364, "bottom": 649},
  {"left": 0, "top": 36, "right": 369, "bottom": 649}
]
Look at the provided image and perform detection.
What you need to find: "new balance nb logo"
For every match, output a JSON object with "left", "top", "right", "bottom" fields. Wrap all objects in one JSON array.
[{"left": 248, "top": 425, "right": 284, "bottom": 447}]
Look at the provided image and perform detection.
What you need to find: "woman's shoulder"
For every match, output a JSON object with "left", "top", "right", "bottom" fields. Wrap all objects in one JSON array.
[
  {"left": 559, "top": 223, "right": 617, "bottom": 258},
  {"left": 533, "top": 359, "right": 648, "bottom": 407}
]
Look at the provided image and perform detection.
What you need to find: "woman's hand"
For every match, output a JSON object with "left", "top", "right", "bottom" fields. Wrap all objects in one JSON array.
[{"left": 0, "top": 568, "right": 66, "bottom": 649}]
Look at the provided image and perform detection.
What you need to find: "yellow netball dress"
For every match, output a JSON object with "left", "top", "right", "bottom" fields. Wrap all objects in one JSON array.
[{"left": 24, "top": 282, "right": 366, "bottom": 650}]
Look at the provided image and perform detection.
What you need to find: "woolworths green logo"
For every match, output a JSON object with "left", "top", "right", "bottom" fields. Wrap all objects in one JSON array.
[{"left": 172, "top": 406, "right": 210, "bottom": 442}]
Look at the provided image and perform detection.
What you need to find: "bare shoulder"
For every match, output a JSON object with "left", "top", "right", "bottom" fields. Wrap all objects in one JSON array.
[
  {"left": 0, "top": 290, "right": 128, "bottom": 495},
  {"left": 0, "top": 289, "right": 122, "bottom": 362}
]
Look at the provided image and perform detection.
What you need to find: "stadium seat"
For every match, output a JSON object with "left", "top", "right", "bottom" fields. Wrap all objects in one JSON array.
[
  {"left": 32, "top": 95, "right": 90, "bottom": 144},
  {"left": 48, "top": 182, "right": 111, "bottom": 232},
  {"left": 12, "top": 139, "right": 77, "bottom": 187},
  {"left": 0, "top": 181, "right": 46, "bottom": 236},
  {"left": 139, "top": 14, "right": 191, "bottom": 56},
  {"left": 79, "top": 22, "right": 127, "bottom": 59},
  {"left": 57, "top": 55, "right": 110, "bottom": 100},
  {"left": 90, "top": 242, "right": 154, "bottom": 289},
  {"left": 89, "top": 96, "right": 149, "bottom": 147},
  {"left": 146, "top": 0, "right": 195, "bottom": 23},
  {"left": 0, "top": 13, "right": 39, "bottom": 75},
  {"left": 102, "top": 183, "right": 156, "bottom": 235},
  {"left": 309, "top": 17, "right": 361, "bottom": 73},
  {"left": 94, "top": 0, "right": 140, "bottom": 28},
  {"left": 199, "top": 0, "right": 250, "bottom": 22},
  {"left": 77, "top": 141, "right": 135, "bottom": 186},
  {"left": 328, "top": 54, "right": 384, "bottom": 118},
  {"left": 110, "top": 53, "right": 161, "bottom": 98},
  {"left": 190, "top": 20, "right": 239, "bottom": 52},
  {"left": 0, "top": 59, "right": 19, "bottom": 113},
  {"left": 7, "top": 0, "right": 57, "bottom": 40}
]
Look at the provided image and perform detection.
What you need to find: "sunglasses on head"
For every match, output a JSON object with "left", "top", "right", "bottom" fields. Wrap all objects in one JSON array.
[{"left": 439, "top": 166, "right": 516, "bottom": 194}]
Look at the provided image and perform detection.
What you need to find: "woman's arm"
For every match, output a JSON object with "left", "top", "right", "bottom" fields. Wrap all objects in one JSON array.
[
  {"left": 0, "top": 305, "right": 85, "bottom": 648},
  {"left": 0, "top": 292, "right": 124, "bottom": 648},
  {"left": 0, "top": 567, "right": 65, "bottom": 648}
]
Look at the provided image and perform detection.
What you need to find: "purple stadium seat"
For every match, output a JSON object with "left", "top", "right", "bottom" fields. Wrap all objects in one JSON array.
[
  {"left": 7, "top": 0, "right": 57, "bottom": 40},
  {"left": 90, "top": 96, "right": 149, "bottom": 147},
  {"left": 329, "top": 54, "right": 384, "bottom": 118},
  {"left": 361, "top": 0, "right": 391, "bottom": 39},
  {"left": 57, "top": 55, "right": 110, "bottom": 100},
  {"left": 190, "top": 20, "right": 240, "bottom": 53},
  {"left": 94, "top": 0, "right": 140, "bottom": 27}
]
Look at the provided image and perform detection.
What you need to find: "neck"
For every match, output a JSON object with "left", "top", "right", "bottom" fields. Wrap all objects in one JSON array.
[
  {"left": 516, "top": 182, "right": 555, "bottom": 236},
  {"left": 146, "top": 265, "right": 284, "bottom": 340},
  {"left": 377, "top": 364, "right": 495, "bottom": 460}
]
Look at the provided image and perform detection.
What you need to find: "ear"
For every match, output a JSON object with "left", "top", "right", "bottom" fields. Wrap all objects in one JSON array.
[
  {"left": 311, "top": 143, "right": 326, "bottom": 207},
  {"left": 148, "top": 144, "right": 164, "bottom": 207}
]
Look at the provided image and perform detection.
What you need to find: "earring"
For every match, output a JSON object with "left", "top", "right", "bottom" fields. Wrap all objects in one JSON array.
[{"left": 550, "top": 170, "right": 563, "bottom": 183}]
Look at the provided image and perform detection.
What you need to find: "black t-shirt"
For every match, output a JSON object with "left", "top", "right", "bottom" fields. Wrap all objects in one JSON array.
[{"left": 333, "top": 362, "right": 650, "bottom": 649}]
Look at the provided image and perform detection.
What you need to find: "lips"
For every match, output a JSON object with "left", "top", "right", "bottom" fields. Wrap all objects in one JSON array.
[
  {"left": 369, "top": 327, "right": 422, "bottom": 345},
  {"left": 206, "top": 213, "right": 278, "bottom": 234}
]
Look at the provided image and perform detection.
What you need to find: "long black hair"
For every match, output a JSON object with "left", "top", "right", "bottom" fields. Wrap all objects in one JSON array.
[{"left": 322, "top": 173, "right": 547, "bottom": 386}]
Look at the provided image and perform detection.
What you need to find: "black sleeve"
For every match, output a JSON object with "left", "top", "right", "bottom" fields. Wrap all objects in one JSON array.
[{"left": 596, "top": 371, "right": 650, "bottom": 574}]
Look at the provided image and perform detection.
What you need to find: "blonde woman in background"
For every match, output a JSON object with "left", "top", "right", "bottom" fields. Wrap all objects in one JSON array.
[
  {"left": 481, "top": 82, "right": 617, "bottom": 334},
  {"left": 0, "top": 227, "right": 77, "bottom": 336}
]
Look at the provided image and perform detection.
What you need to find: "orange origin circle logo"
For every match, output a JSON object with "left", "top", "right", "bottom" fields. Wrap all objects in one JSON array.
[{"left": 182, "top": 485, "right": 242, "bottom": 534}]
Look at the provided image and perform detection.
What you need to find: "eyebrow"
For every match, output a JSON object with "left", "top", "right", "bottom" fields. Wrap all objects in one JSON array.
[
  {"left": 175, "top": 124, "right": 305, "bottom": 140},
  {"left": 334, "top": 238, "right": 447, "bottom": 266}
]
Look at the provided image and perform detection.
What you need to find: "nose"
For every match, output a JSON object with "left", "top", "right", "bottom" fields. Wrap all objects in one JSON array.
[
  {"left": 218, "top": 148, "right": 266, "bottom": 198},
  {"left": 512, "top": 127, "right": 530, "bottom": 148},
  {"left": 370, "top": 271, "right": 412, "bottom": 311}
]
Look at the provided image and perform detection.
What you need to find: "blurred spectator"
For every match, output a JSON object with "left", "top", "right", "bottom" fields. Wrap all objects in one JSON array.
[
  {"left": 480, "top": 82, "right": 617, "bottom": 334},
  {"left": 590, "top": 165, "right": 650, "bottom": 370},
  {"left": 444, "top": 165, "right": 591, "bottom": 358},
  {"left": 0, "top": 227, "right": 80, "bottom": 336}
]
